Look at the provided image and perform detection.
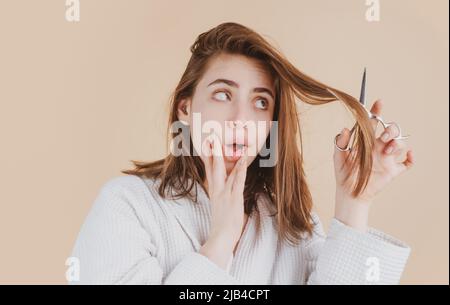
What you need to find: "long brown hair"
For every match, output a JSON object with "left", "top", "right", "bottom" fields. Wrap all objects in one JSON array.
[{"left": 123, "top": 22, "right": 374, "bottom": 244}]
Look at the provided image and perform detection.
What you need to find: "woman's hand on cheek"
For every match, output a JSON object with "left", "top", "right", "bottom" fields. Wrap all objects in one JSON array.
[
  {"left": 333, "top": 100, "right": 415, "bottom": 232},
  {"left": 199, "top": 133, "right": 248, "bottom": 270}
]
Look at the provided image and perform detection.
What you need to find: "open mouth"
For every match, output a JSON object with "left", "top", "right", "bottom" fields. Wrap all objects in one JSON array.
[{"left": 223, "top": 143, "right": 246, "bottom": 161}]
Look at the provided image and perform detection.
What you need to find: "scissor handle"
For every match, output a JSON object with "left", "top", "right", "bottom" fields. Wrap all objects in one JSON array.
[
  {"left": 381, "top": 121, "right": 410, "bottom": 140},
  {"left": 334, "top": 114, "right": 410, "bottom": 152}
]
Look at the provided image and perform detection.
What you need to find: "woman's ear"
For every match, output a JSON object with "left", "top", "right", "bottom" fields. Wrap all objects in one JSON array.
[{"left": 177, "top": 99, "right": 191, "bottom": 125}]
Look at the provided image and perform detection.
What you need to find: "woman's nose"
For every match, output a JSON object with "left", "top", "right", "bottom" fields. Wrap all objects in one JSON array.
[
  {"left": 228, "top": 120, "right": 248, "bottom": 129},
  {"left": 227, "top": 102, "right": 249, "bottom": 128}
]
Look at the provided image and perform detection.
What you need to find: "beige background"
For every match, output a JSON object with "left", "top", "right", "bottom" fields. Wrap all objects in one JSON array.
[{"left": 0, "top": 0, "right": 448, "bottom": 284}]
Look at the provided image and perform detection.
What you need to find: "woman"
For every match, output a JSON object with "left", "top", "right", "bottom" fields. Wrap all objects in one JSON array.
[{"left": 70, "top": 22, "right": 414, "bottom": 284}]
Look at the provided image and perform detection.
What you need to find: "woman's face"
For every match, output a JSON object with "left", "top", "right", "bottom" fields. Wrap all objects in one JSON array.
[{"left": 179, "top": 53, "right": 276, "bottom": 174}]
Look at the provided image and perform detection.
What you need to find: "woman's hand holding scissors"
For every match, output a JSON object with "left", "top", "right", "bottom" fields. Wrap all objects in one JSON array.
[{"left": 333, "top": 70, "right": 415, "bottom": 232}]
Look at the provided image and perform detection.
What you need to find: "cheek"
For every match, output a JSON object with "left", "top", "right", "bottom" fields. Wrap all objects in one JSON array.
[
  {"left": 252, "top": 111, "right": 272, "bottom": 143},
  {"left": 245, "top": 118, "right": 273, "bottom": 160},
  {"left": 190, "top": 106, "right": 228, "bottom": 156},
  {"left": 255, "top": 125, "right": 270, "bottom": 151}
]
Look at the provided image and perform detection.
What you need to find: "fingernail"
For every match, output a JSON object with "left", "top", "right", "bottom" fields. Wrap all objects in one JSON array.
[
  {"left": 381, "top": 132, "right": 390, "bottom": 142},
  {"left": 386, "top": 146, "right": 393, "bottom": 154}
]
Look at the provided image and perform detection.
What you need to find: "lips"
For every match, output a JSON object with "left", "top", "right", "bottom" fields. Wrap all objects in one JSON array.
[{"left": 223, "top": 143, "right": 246, "bottom": 162}]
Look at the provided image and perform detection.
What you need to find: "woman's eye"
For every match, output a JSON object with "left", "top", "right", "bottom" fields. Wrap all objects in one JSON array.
[
  {"left": 213, "top": 91, "right": 229, "bottom": 102},
  {"left": 255, "top": 98, "right": 268, "bottom": 110}
]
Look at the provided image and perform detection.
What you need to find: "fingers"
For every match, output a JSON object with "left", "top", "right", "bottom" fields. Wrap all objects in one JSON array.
[
  {"left": 396, "top": 150, "right": 414, "bottom": 175},
  {"left": 232, "top": 155, "right": 248, "bottom": 195},
  {"left": 211, "top": 133, "right": 226, "bottom": 186},
  {"left": 204, "top": 133, "right": 248, "bottom": 196},
  {"left": 335, "top": 128, "right": 351, "bottom": 153},
  {"left": 334, "top": 128, "right": 352, "bottom": 168},
  {"left": 380, "top": 123, "right": 401, "bottom": 143},
  {"left": 369, "top": 99, "right": 382, "bottom": 115},
  {"left": 202, "top": 136, "right": 214, "bottom": 187},
  {"left": 402, "top": 150, "right": 414, "bottom": 169},
  {"left": 369, "top": 99, "right": 383, "bottom": 131},
  {"left": 333, "top": 128, "right": 353, "bottom": 177},
  {"left": 207, "top": 133, "right": 227, "bottom": 192},
  {"left": 383, "top": 138, "right": 406, "bottom": 155},
  {"left": 225, "top": 147, "right": 247, "bottom": 191}
]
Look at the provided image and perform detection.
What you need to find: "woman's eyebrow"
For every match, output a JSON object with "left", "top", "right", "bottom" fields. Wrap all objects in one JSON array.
[
  {"left": 207, "top": 78, "right": 274, "bottom": 99},
  {"left": 253, "top": 87, "right": 274, "bottom": 100},
  {"left": 207, "top": 78, "right": 238, "bottom": 88}
]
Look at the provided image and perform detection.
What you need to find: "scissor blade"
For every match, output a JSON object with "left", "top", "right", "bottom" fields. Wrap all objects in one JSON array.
[{"left": 359, "top": 68, "right": 366, "bottom": 106}]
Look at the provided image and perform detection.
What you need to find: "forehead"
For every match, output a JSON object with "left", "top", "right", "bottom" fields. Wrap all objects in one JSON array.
[{"left": 200, "top": 53, "right": 274, "bottom": 89}]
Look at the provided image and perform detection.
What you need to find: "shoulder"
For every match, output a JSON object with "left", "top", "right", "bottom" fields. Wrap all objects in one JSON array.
[
  {"left": 99, "top": 175, "right": 147, "bottom": 193},
  {"left": 93, "top": 175, "right": 165, "bottom": 212},
  {"left": 309, "top": 211, "right": 326, "bottom": 239},
  {"left": 77, "top": 175, "right": 170, "bottom": 241},
  {"left": 99, "top": 175, "right": 162, "bottom": 197}
]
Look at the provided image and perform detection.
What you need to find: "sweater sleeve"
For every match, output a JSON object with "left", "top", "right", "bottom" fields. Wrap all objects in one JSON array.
[
  {"left": 304, "top": 214, "right": 411, "bottom": 285},
  {"left": 69, "top": 176, "right": 238, "bottom": 285}
]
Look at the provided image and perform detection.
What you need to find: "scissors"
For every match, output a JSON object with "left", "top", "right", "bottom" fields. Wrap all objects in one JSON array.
[{"left": 334, "top": 68, "right": 410, "bottom": 152}]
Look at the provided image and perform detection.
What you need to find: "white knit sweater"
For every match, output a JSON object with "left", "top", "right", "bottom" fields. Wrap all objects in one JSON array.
[{"left": 70, "top": 175, "right": 411, "bottom": 285}]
